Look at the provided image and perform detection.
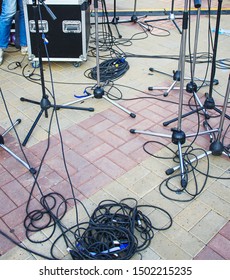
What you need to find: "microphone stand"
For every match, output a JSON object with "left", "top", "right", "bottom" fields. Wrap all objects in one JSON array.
[
  {"left": 20, "top": 0, "right": 94, "bottom": 146},
  {"left": 146, "top": 1, "right": 184, "bottom": 98},
  {"left": 142, "top": 0, "right": 230, "bottom": 175},
  {"left": 163, "top": 0, "right": 230, "bottom": 127},
  {"left": 144, "top": 0, "right": 182, "bottom": 34},
  {"left": 203, "top": 0, "right": 230, "bottom": 120},
  {"left": 130, "top": 0, "right": 193, "bottom": 188},
  {"left": 163, "top": 1, "right": 210, "bottom": 126},
  {"left": 110, "top": 0, "right": 149, "bottom": 38},
  {"left": 62, "top": 0, "right": 136, "bottom": 118},
  {"left": 146, "top": 0, "right": 220, "bottom": 98},
  {"left": 167, "top": 73, "right": 230, "bottom": 175}
]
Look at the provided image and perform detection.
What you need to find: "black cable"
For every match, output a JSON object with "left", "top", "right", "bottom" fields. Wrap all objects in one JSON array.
[
  {"left": 87, "top": 57, "right": 129, "bottom": 82},
  {"left": 67, "top": 198, "right": 173, "bottom": 260}
]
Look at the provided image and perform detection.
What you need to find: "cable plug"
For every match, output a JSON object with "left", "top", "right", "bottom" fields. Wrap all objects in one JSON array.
[
  {"left": 90, "top": 243, "right": 129, "bottom": 256},
  {"left": 119, "top": 57, "right": 126, "bottom": 63},
  {"left": 113, "top": 239, "right": 129, "bottom": 246},
  {"left": 42, "top": 34, "right": 49, "bottom": 44},
  {"left": 211, "top": 28, "right": 230, "bottom": 36},
  {"left": 74, "top": 89, "right": 91, "bottom": 98},
  {"left": 67, "top": 247, "right": 80, "bottom": 259},
  {"left": 136, "top": 211, "right": 143, "bottom": 227}
]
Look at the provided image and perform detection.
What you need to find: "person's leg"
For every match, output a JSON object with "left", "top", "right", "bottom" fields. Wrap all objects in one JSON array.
[
  {"left": 0, "top": 0, "right": 17, "bottom": 49},
  {"left": 18, "top": 0, "right": 27, "bottom": 47}
]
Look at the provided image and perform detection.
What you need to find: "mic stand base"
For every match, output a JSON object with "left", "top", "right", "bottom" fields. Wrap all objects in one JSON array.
[
  {"left": 144, "top": 0, "right": 182, "bottom": 34},
  {"left": 20, "top": 1, "right": 94, "bottom": 146},
  {"left": 62, "top": 86, "right": 136, "bottom": 119},
  {"left": 20, "top": 95, "right": 94, "bottom": 147},
  {"left": 130, "top": 127, "right": 210, "bottom": 189},
  {"left": 108, "top": 0, "right": 149, "bottom": 38}
]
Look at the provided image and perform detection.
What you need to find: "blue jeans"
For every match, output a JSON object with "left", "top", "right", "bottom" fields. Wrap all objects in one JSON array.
[{"left": 0, "top": 0, "right": 27, "bottom": 49}]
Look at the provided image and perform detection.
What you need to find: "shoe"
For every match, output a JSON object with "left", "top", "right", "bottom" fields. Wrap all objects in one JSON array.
[
  {"left": 0, "top": 48, "right": 3, "bottom": 65},
  {"left": 21, "top": 46, "right": 28, "bottom": 55}
]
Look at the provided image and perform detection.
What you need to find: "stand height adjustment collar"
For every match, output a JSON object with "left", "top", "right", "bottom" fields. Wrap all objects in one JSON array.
[
  {"left": 186, "top": 81, "right": 198, "bottom": 93},
  {"left": 171, "top": 128, "right": 186, "bottom": 145}
]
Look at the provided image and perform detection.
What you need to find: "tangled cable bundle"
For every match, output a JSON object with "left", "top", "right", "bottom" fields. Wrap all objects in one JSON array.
[
  {"left": 88, "top": 57, "right": 129, "bottom": 82},
  {"left": 68, "top": 198, "right": 173, "bottom": 260},
  {"left": 14, "top": 194, "right": 173, "bottom": 260}
]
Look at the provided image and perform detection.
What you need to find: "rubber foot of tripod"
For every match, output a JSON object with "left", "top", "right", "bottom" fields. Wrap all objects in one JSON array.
[
  {"left": 148, "top": 87, "right": 153, "bottom": 91},
  {"left": 16, "top": 118, "right": 22, "bottom": 124},
  {"left": 130, "top": 113, "right": 136, "bottom": 118},
  {"left": 0, "top": 135, "right": 4, "bottom": 145},
  {"left": 149, "top": 68, "right": 154, "bottom": 72},
  {"left": 89, "top": 108, "right": 95, "bottom": 112},
  {"left": 163, "top": 121, "right": 170, "bottom": 126},
  {"left": 29, "top": 167, "right": 37, "bottom": 175},
  {"left": 130, "top": 129, "right": 136, "bottom": 134},
  {"left": 165, "top": 168, "right": 174, "bottom": 175},
  {"left": 20, "top": 97, "right": 26, "bottom": 101},
  {"left": 213, "top": 79, "right": 219, "bottom": 85},
  {"left": 163, "top": 91, "right": 168, "bottom": 97}
]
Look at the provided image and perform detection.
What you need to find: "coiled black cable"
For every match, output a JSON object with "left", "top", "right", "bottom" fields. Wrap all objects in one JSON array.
[
  {"left": 67, "top": 198, "right": 173, "bottom": 260},
  {"left": 86, "top": 57, "right": 129, "bottom": 82}
]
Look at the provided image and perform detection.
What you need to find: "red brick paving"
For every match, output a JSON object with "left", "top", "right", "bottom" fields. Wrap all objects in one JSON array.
[
  {"left": 194, "top": 222, "right": 230, "bottom": 260},
  {"left": 194, "top": 246, "right": 225, "bottom": 260}
]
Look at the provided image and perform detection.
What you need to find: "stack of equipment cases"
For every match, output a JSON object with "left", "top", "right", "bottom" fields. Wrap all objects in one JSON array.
[{"left": 23, "top": 0, "right": 91, "bottom": 66}]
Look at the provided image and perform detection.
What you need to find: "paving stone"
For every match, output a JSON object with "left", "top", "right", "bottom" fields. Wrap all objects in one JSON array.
[{"left": 190, "top": 211, "right": 227, "bottom": 243}]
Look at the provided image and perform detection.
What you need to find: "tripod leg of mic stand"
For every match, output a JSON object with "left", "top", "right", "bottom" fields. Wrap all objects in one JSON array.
[
  {"left": 163, "top": 80, "right": 178, "bottom": 97},
  {"left": 203, "top": 121, "right": 215, "bottom": 143},
  {"left": 0, "top": 119, "right": 36, "bottom": 174},
  {"left": 111, "top": 19, "right": 122, "bottom": 39},
  {"left": 55, "top": 104, "right": 94, "bottom": 112},
  {"left": 102, "top": 95, "right": 136, "bottom": 118},
  {"left": 62, "top": 95, "right": 94, "bottom": 107},
  {"left": 166, "top": 150, "right": 212, "bottom": 175},
  {"left": 213, "top": 106, "right": 230, "bottom": 121},
  {"left": 130, "top": 128, "right": 172, "bottom": 139},
  {"left": 22, "top": 109, "right": 44, "bottom": 147},
  {"left": 2, "top": 119, "right": 21, "bottom": 137},
  {"left": 0, "top": 144, "right": 36, "bottom": 174},
  {"left": 20, "top": 97, "right": 41, "bottom": 106},
  {"left": 172, "top": 19, "right": 182, "bottom": 34},
  {"left": 163, "top": 106, "right": 205, "bottom": 126}
]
